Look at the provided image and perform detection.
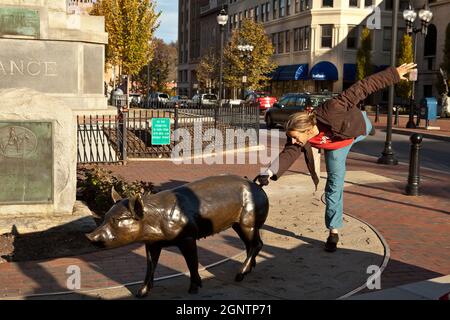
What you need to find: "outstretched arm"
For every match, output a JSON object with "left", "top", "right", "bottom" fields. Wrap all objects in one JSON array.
[{"left": 334, "top": 63, "right": 417, "bottom": 110}]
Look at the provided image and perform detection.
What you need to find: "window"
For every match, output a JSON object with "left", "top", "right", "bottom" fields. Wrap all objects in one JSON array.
[
  {"left": 285, "top": 30, "right": 291, "bottom": 52},
  {"left": 424, "top": 24, "right": 437, "bottom": 57},
  {"left": 399, "top": 0, "right": 409, "bottom": 10},
  {"left": 244, "top": 10, "right": 248, "bottom": 19},
  {"left": 272, "top": 33, "right": 277, "bottom": 53},
  {"left": 300, "top": 0, "right": 310, "bottom": 10},
  {"left": 382, "top": 27, "right": 405, "bottom": 52},
  {"left": 278, "top": 31, "right": 285, "bottom": 53},
  {"left": 294, "top": 27, "right": 310, "bottom": 51},
  {"left": 385, "top": 0, "right": 392, "bottom": 10},
  {"left": 349, "top": 0, "right": 358, "bottom": 7},
  {"left": 322, "top": 0, "right": 333, "bottom": 7},
  {"left": 261, "top": 4, "right": 265, "bottom": 21},
  {"left": 299, "top": 27, "right": 304, "bottom": 50},
  {"left": 424, "top": 85, "right": 433, "bottom": 97},
  {"left": 266, "top": 2, "right": 271, "bottom": 21},
  {"left": 273, "top": 0, "right": 278, "bottom": 19},
  {"left": 321, "top": 25, "right": 333, "bottom": 48},
  {"left": 304, "top": 26, "right": 310, "bottom": 49},
  {"left": 287, "top": 0, "right": 291, "bottom": 16},
  {"left": 383, "top": 27, "right": 391, "bottom": 51},
  {"left": 294, "top": 28, "right": 300, "bottom": 51},
  {"left": 347, "top": 25, "right": 358, "bottom": 49},
  {"left": 364, "top": 0, "right": 373, "bottom": 7},
  {"left": 249, "top": 8, "right": 254, "bottom": 19},
  {"left": 239, "top": 12, "right": 242, "bottom": 27},
  {"left": 280, "top": 0, "right": 285, "bottom": 17},
  {"left": 255, "top": 6, "right": 259, "bottom": 22},
  {"left": 295, "top": 0, "right": 300, "bottom": 12}
]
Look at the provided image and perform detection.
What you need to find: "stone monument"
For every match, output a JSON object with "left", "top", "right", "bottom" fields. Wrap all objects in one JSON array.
[
  {"left": 0, "top": 0, "right": 107, "bottom": 233},
  {"left": 0, "top": 0, "right": 111, "bottom": 115}
]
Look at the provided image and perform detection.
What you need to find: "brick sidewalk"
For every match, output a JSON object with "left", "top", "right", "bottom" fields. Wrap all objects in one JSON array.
[
  {"left": 1, "top": 141, "right": 448, "bottom": 298},
  {"left": 99, "top": 151, "right": 450, "bottom": 292}
]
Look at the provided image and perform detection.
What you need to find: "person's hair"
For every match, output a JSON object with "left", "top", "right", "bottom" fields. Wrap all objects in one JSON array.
[{"left": 285, "top": 111, "right": 317, "bottom": 133}]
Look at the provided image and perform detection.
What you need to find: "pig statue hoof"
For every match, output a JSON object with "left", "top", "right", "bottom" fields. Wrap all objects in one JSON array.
[
  {"left": 235, "top": 273, "right": 244, "bottom": 282},
  {"left": 136, "top": 286, "right": 150, "bottom": 298}
]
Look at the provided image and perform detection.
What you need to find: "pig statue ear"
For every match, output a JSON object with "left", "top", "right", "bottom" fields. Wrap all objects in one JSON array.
[
  {"left": 111, "top": 187, "right": 123, "bottom": 203},
  {"left": 128, "top": 194, "right": 145, "bottom": 220}
]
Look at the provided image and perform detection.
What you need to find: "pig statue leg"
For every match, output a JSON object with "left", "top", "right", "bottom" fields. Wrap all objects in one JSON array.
[
  {"left": 234, "top": 225, "right": 264, "bottom": 282},
  {"left": 177, "top": 237, "right": 202, "bottom": 294},
  {"left": 136, "top": 243, "right": 162, "bottom": 298}
]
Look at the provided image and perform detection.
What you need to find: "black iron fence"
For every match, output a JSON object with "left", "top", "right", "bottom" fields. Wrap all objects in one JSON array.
[{"left": 77, "top": 101, "right": 260, "bottom": 164}]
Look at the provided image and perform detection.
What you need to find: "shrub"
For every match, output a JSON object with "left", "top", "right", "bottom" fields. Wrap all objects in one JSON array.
[{"left": 77, "top": 166, "right": 155, "bottom": 218}]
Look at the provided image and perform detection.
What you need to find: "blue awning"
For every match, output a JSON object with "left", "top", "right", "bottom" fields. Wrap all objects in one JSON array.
[
  {"left": 277, "top": 64, "right": 309, "bottom": 81},
  {"left": 310, "top": 61, "right": 338, "bottom": 81},
  {"left": 343, "top": 64, "right": 356, "bottom": 82},
  {"left": 269, "top": 66, "right": 283, "bottom": 81}
]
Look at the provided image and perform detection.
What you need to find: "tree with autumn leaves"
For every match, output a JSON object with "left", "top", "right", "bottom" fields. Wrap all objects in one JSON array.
[
  {"left": 90, "top": 0, "right": 160, "bottom": 79},
  {"left": 196, "top": 19, "right": 276, "bottom": 98},
  {"left": 396, "top": 33, "right": 414, "bottom": 100}
]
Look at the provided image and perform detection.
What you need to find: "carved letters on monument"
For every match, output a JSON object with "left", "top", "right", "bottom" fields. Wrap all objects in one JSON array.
[
  {"left": 0, "top": 7, "right": 40, "bottom": 38},
  {"left": 0, "top": 122, "right": 53, "bottom": 204}
]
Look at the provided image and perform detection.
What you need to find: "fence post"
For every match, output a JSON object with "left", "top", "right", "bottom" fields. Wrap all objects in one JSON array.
[
  {"left": 405, "top": 133, "right": 423, "bottom": 196},
  {"left": 174, "top": 102, "right": 179, "bottom": 132},
  {"left": 214, "top": 101, "right": 218, "bottom": 130},
  {"left": 375, "top": 104, "right": 380, "bottom": 123},
  {"left": 120, "top": 108, "right": 128, "bottom": 163}
]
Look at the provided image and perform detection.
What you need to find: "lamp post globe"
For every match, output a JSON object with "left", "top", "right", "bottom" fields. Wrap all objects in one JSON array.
[{"left": 217, "top": 9, "right": 228, "bottom": 103}]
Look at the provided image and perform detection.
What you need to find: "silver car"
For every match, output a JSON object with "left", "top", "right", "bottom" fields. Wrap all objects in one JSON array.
[{"left": 147, "top": 92, "right": 170, "bottom": 108}]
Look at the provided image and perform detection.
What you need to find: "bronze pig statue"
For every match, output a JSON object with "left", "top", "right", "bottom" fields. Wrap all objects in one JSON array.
[{"left": 85, "top": 175, "right": 269, "bottom": 297}]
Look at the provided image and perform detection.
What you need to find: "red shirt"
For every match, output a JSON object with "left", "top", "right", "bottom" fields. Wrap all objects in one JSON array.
[{"left": 308, "top": 131, "right": 354, "bottom": 150}]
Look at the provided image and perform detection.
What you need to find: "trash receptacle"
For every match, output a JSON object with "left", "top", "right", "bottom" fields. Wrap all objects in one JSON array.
[
  {"left": 419, "top": 97, "right": 437, "bottom": 126},
  {"left": 111, "top": 88, "right": 127, "bottom": 109}
]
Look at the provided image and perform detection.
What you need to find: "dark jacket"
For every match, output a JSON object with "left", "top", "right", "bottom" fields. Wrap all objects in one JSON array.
[{"left": 268, "top": 66, "right": 401, "bottom": 186}]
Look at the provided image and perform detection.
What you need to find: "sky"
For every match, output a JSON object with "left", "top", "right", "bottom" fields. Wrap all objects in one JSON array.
[{"left": 154, "top": 0, "right": 178, "bottom": 44}]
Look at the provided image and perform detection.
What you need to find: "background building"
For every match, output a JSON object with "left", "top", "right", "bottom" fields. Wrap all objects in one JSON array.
[
  {"left": 414, "top": 0, "right": 450, "bottom": 103},
  {"left": 178, "top": 0, "right": 229, "bottom": 98},
  {"left": 179, "top": 0, "right": 449, "bottom": 105}
]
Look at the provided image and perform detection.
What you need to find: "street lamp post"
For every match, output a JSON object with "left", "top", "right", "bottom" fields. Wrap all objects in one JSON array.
[
  {"left": 378, "top": 0, "right": 400, "bottom": 165},
  {"left": 237, "top": 44, "right": 254, "bottom": 100},
  {"left": 403, "top": 4, "right": 433, "bottom": 128},
  {"left": 217, "top": 9, "right": 228, "bottom": 104}
]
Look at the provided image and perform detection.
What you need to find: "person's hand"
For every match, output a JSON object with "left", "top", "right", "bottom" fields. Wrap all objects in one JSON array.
[
  {"left": 254, "top": 174, "right": 270, "bottom": 186},
  {"left": 396, "top": 63, "right": 418, "bottom": 81}
]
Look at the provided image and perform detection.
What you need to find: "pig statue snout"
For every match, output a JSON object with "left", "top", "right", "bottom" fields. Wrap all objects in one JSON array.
[{"left": 85, "top": 228, "right": 111, "bottom": 248}]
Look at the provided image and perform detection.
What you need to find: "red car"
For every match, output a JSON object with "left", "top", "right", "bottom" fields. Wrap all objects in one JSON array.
[{"left": 245, "top": 91, "right": 277, "bottom": 112}]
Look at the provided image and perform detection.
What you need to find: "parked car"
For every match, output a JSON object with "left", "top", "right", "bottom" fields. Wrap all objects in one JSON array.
[
  {"left": 147, "top": 92, "right": 170, "bottom": 108},
  {"left": 264, "top": 92, "right": 337, "bottom": 129},
  {"left": 129, "top": 93, "right": 143, "bottom": 108},
  {"left": 244, "top": 91, "right": 277, "bottom": 112},
  {"left": 191, "top": 93, "right": 218, "bottom": 106},
  {"left": 168, "top": 95, "right": 190, "bottom": 107}
]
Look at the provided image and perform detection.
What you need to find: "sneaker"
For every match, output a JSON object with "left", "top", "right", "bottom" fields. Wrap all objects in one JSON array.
[
  {"left": 324, "top": 233, "right": 339, "bottom": 252},
  {"left": 369, "top": 126, "right": 376, "bottom": 136}
]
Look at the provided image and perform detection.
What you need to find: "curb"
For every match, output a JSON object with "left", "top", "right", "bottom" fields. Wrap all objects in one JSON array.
[
  {"left": 336, "top": 212, "right": 391, "bottom": 300},
  {"left": 379, "top": 128, "right": 450, "bottom": 142}
]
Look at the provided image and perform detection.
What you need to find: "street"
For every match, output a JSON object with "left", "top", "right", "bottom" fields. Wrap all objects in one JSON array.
[{"left": 259, "top": 117, "right": 450, "bottom": 174}]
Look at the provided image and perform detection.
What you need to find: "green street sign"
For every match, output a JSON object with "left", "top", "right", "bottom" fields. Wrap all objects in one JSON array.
[{"left": 151, "top": 118, "right": 171, "bottom": 145}]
